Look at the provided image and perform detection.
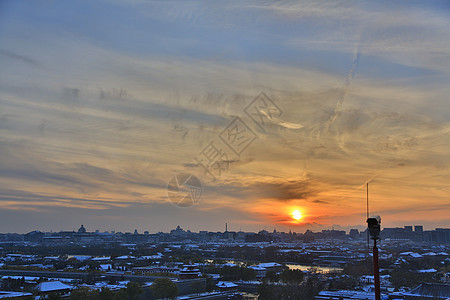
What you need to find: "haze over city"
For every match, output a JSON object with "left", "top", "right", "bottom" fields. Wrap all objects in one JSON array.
[{"left": 1, "top": 0, "right": 450, "bottom": 234}]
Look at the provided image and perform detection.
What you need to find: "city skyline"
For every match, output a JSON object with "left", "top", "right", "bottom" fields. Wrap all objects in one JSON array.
[
  {"left": 0, "top": 222, "right": 447, "bottom": 235},
  {"left": 2, "top": 223, "right": 449, "bottom": 247},
  {"left": 1, "top": 1, "right": 450, "bottom": 233}
]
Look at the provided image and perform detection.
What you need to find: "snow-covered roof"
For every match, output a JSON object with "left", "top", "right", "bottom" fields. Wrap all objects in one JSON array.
[
  {"left": 417, "top": 268, "right": 437, "bottom": 273},
  {"left": 117, "top": 281, "right": 130, "bottom": 287},
  {"left": 222, "top": 263, "right": 237, "bottom": 267},
  {"left": 91, "top": 256, "right": 110, "bottom": 261},
  {"left": 37, "top": 281, "right": 73, "bottom": 292},
  {"left": 180, "top": 267, "right": 200, "bottom": 272},
  {"left": 400, "top": 252, "right": 422, "bottom": 258},
  {"left": 94, "top": 282, "right": 109, "bottom": 287},
  {"left": 99, "top": 264, "right": 112, "bottom": 270},
  {"left": 217, "top": 281, "right": 238, "bottom": 288},
  {"left": 410, "top": 253, "right": 423, "bottom": 258},
  {"left": 0, "top": 291, "right": 33, "bottom": 299},
  {"left": 248, "top": 266, "right": 266, "bottom": 270},
  {"left": 278, "top": 249, "right": 303, "bottom": 253},
  {"left": 360, "top": 275, "right": 390, "bottom": 279},
  {"left": 140, "top": 254, "right": 163, "bottom": 260},
  {"left": 44, "top": 256, "right": 60, "bottom": 260},
  {"left": 70, "top": 256, "right": 92, "bottom": 261},
  {"left": 257, "top": 262, "right": 282, "bottom": 268},
  {"left": 318, "top": 290, "right": 375, "bottom": 300},
  {"left": 115, "top": 255, "right": 136, "bottom": 260}
]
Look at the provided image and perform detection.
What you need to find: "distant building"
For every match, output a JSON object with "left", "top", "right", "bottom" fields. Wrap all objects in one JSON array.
[
  {"left": 170, "top": 226, "right": 187, "bottom": 238},
  {"left": 248, "top": 265, "right": 267, "bottom": 279},
  {"left": 349, "top": 229, "right": 359, "bottom": 238},
  {"left": 303, "top": 230, "right": 315, "bottom": 243},
  {"left": 132, "top": 266, "right": 179, "bottom": 275},
  {"left": 235, "top": 231, "right": 245, "bottom": 242},
  {"left": 414, "top": 225, "right": 423, "bottom": 232},
  {"left": 216, "top": 281, "right": 238, "bottom": 292},
  {"left": 392, "top": 283, "right": 450, "bottom": 299},
  {"left": 316, "top": 290, "right": 377, "bottom": 300},
  {"left": 77, "top": 225, "right": 86, "bottom": 234},
  {"left": 382, "top": 227, "right": 408, "bottom": 240},
  {"left": 0, "top": 291, "right": 33, "bottom": 299},
  {"left": 321, "top": 230, "right": 346, "bottom": 239},
  {"left": 404, "top": 226, "right": 413, "bottom": 232},
  {"left": 24, "top": 231, "right": 45, "bottom": 243},
  {"left": 36, "top": 281, "right": 73, "bottom": 296},
  {"left": 179, "top": 264, "right": 201, "bottom": 280},
  {"left": 257, "top": 262, "right": 284, "bottom": 273},
  {"left": 224, "top": 231, "right": 234, "bottom": 241}
]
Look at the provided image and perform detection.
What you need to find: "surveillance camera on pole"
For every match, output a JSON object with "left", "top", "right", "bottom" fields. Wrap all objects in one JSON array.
[{"left": 367, "top": 215, "right": 381, "bottom": 240}]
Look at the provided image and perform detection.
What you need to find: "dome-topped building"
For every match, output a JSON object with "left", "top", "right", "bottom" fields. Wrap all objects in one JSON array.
[{"left": 77, "top": 224, "right": 86, "bottom": 233}]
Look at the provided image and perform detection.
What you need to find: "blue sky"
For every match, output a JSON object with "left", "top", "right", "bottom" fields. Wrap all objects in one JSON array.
[{"left": 0, "top": 0, "right": 450, "bottom": 233}]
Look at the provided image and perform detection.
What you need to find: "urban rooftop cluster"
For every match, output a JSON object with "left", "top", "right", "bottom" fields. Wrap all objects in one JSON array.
[{"left": 0, "top": 225, "right": 449, "bottom": 299}]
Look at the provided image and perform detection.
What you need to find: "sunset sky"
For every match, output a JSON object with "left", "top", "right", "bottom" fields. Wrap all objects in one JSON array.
[{"left": 1, "top": 0, "right": 449, "bottom": 233}]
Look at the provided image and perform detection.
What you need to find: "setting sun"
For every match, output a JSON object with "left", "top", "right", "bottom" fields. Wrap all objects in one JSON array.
[{"left": 292, "top": 209, "right": 303, "bottom": 221}]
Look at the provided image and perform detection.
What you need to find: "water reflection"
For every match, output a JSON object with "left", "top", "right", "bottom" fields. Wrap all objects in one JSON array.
[{"left": 286, "top": 264, "right": 343, "bottom": 273}]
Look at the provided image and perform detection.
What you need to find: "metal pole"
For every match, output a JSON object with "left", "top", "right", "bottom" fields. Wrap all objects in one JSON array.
[
  {"left": 373, "top": 239, "right": 381, "bottom": 300},
  {"left": 367, "top": 183, "right": 369, "bottom": 219},
  {"left": 367, "top": 183, "right": 369, "bottom": 249}
]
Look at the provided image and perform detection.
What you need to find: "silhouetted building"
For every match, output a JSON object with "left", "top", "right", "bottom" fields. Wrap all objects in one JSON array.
[
  {"left": 432, "top": 228, "right": 450, "bottom": 244},
  {"left": 349, "top": 229, "right": 359, "bottom": 238},
  {"left": 382, "top": 227, "right": 407, "bottom": 240},
  {"left": 170, "top": 225, "right": 187, "bottom": 238},
  {"left": 77, "top": 225, "right": 86, "bottom": 234},
  {"left": 24, "top": 231, "right": 45, "bottom": 243},
  {"left": 303, "top": 229, "right": 315, "bottom": 243},
  {"left": 414, "top": 225, "right": 423, "bottom": 232}
]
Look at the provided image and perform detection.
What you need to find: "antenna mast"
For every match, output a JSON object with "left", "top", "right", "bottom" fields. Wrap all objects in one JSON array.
[
  {"left": 367, "top": 182, "right": 370, "bottom": 249},
  {"left": 367, "top": 182, "right": 369, "bottom": 219}
]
